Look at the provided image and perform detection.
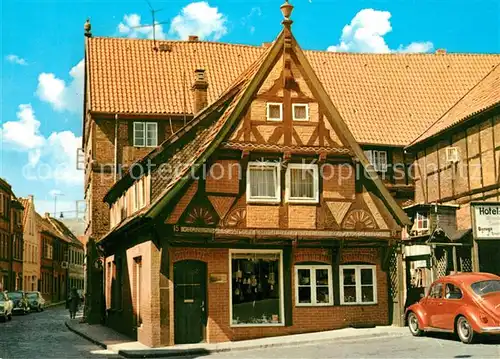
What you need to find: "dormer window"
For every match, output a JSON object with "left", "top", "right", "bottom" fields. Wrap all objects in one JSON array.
[
  {"left": 266, "top": 103, "right": 283, "bottom": 121},
  {"left": 292, "top": 104, "right": 309, "bottom": 121},
  {"left": 416, "top": 212, "right": 429, "bottom": 230}
]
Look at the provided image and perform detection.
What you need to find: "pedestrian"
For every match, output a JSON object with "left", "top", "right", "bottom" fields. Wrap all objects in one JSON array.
[{"left": 69, "top": 287, "right": 80, "bottom": 319}]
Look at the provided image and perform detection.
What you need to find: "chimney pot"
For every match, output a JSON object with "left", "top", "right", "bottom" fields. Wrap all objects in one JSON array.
[
  {"left": 188, "top": 35, "right": 199, "bottom": 41},
  {"left": 28, "top": 194, "right": 34, "bottom": 202},
  {"left": 262, "top": 42, "right": 271, "bottom": 48},
  {"left": 44, "top": 212, "right": 51, "bottom": 218},
  {"left": 435, "top": 48, "right": 446, "bottom": 55}
]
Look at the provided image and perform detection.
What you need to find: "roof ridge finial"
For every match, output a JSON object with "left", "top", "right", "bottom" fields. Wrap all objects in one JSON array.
[
  {"left": 84, "top": 18, "right": 92, "bottom": 37},
  {"left": 280, "top": 0, "right": 294, "bottom": 26}
]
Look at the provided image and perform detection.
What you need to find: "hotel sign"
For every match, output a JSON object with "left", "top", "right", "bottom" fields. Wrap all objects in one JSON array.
[{"left": 472, "top": 203, "right": 500, "bottom": 240}]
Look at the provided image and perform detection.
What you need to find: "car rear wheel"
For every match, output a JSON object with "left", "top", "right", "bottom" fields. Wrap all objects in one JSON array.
[
  {"left": 7, "top": 313, "right": 12, "bottom": 321},
  {"left": 408, "top": 312, "right": 423, "bottom": 336},
  {"left": 456, "top": 316, "right": 475, "bottom": 344}
]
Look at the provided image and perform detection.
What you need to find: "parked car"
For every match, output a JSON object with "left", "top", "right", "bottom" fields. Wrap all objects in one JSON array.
[
  {"left": 406, "top": 272, "right": 500, "bottom": 344},
  {"left": 8, "top": 291, "right": 30, "bottom": 315},
  {"left": 0, "top": 291, "right": 13, "bottom": 322},
  {"left": 26, "top": 291, "right": 45, "bottom": 312}
]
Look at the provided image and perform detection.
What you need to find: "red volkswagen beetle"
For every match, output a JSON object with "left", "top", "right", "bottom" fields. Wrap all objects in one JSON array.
[{"left": 406, "top": 272, "right": 500, "bottom": 344}]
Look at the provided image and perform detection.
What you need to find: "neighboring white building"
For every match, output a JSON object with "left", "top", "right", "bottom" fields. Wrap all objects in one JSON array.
[{"left": 20, "top": 195, "right": 40, "bottom": 292}]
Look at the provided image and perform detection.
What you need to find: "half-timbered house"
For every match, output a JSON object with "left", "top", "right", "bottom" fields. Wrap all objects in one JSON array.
[{"left": 98, "top": 2, "right": 412, "bottom": 347}]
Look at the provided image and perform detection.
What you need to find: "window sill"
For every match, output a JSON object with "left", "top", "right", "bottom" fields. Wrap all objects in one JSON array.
[
  {"left": 295, "top": 303, "right": 334, "bottom": 307},
  {"left": 231, "top": 322, "right": 285, "bottom": 328},
  {"left": 247, "top": 198, "right": 281, "bottom": 205},
  {"left": 286, "top": 199, "right": 319, "bottom": 205},
  {"left": 340, "top": 302, "right": 378, "bottom": 306}
]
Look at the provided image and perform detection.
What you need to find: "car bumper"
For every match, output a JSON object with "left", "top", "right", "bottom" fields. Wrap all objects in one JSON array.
[
  {"left": 479, "top": 326, "right": 500, "bottom": 334},
  {"left": 12, "top": 307, "right": 26, "bottom": 312}
]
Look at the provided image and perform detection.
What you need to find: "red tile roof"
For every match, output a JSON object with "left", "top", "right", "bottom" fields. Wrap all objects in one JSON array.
[
  {"left": 86, "top": 37, "right": 499, "bottom": 145},
  {"left": 409, "top": 64, "right": 500, "bottom": 146}
]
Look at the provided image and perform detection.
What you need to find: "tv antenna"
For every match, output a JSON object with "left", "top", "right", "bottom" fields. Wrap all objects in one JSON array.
[{"left": 130, "top": 0, "right": 168, "bottom": 50}]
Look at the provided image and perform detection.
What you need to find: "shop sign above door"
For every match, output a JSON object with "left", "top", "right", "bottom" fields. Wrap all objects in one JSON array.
[{"left": 471, "top": 202, "right": 500, "bottom": 240}]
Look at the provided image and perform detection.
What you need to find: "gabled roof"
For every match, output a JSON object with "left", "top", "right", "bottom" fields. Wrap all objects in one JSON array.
[
  {"left": 35, "top": 213, "right": 72, "bottom": 243},
  {"left": 19, "top": 198, "right": 32, "bottom": 227},
  {"left": 47, "top": 217, "right": 83, "bottom": 248},
  {"left": 409, "top": 64, "right": 500, "bottom": 147},
  {"left": 85, "top": 37, "right": 499, "bottom": 146},
  {"left": 101, "top": 20, "right": 413, "bottom": 243}
]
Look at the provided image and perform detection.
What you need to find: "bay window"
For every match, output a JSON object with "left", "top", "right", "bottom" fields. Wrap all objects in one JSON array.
[
  {"left": 340, "top": 265, "right": 377, "bottom": 305},
  {"left": 230, "top": 250, "right": 283, "bottom": 326},
  {"left": 295, "top": 265, "right": 333, "bottom": 306},
  {"left": 246, "top": 162, "right": 281, "bottom": 203},
  {"left": 285, "top": 164, "right": 319, "bottom": 203}
]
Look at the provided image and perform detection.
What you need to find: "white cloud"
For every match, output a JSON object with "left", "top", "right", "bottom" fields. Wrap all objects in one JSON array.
[
  {"left": 327, "top": 9, "right": 433, "bottom": 53},
  {"left": 118, "top": 13, "right": 166, "bottom": 40},
  {"left": 36, "top": 59, "right": 84, "bottom": 113},
  {"left": 169, "top": 2, "right": 227, "bottom": 41},
  {"left": 241, "top": 7, "right": 261, "bottom": 34},
  {"left": 0, "top": 104, "right": 45, "bottom": 150},
  {"left": 5, "top": 54, "right": 28, "bottom": 66},
  {"left": 1, "top": 104, "right": 82, "bottom": 186}
]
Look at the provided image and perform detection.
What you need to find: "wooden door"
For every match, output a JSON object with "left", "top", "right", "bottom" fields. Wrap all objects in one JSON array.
[{"left": 174, "top": 260, "right": 207, "bottom": 344}]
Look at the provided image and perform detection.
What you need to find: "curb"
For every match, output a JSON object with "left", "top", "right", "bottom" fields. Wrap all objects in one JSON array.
[
  {"left": 46, "top": 301, "right": 66, "bottom": 309},
  {"left": 65, "top": 320, "right": 107, "bottom": 350},
  {"left": 117, "top": 331, "right": 406, "bottom": 358}
]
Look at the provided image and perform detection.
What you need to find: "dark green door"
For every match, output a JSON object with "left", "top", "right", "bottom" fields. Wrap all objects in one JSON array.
[{"left": 174, "top": 260, "right": 207, "bottom": 344}]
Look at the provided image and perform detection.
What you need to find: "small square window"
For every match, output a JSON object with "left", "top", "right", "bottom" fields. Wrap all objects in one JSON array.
[
  {"left": 267, "top": 103, "right": 283, "bottom": 121},
  {"left": 285, "top": 164, "right": 319, "bottom": 203},
  {"left": 416, "top": 212, "right": 429, "bottom": 230},
  {"left": 134, "top": 122, "right": 158, "bottom": 147},
  {"left": 292, "top": 104, "right": 309, "bottom": 121},
  {"left": 340, "top": 265, "right": 377, "bottom": 305},
  {"left": 247, "top": 162, "right": 281, "bottom": 203},
  {"left": 295, "top": 265, "right": 333, "bottom": 306},
  {"left": 364, "top": 150, "right": 388, "bottom": 172}
]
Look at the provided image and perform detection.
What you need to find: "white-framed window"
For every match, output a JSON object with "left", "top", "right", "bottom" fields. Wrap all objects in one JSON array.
[
  {"left": 285, "top": 164, "right": 319, "bottom": 203},
  {"left": 133, "top": 122, "right": 158, "bottom": 147},
  {"left": 230, "top": 249, "right": 284, "bottom": 327},
  {"left": 246, "top": 162, "right": 281, "bottom": 203},
  {"left": 364, "top": 150, "right": 388, "bottom": 172},
  {"left": 292, "top": 103, "right": 309, "bottom": 121},
  {"left": 446, "top": 147, "right": 459, "bottom": 163},
  {"left": 295, "top": 265, "right": 333, "bottom": 306},
  {"left": 416, "top": 212, "right": 429, "bottom": 230},
  {"left": 266, "top": 103, "right": 283, "bottom": 121},
  {"left": 340, "top": 265, "right": 377, "bottom": 305}
]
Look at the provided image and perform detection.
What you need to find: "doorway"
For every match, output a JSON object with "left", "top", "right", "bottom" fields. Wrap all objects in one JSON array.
[{"left": 174, "top": 260, "right": 207, "bottom": 344}]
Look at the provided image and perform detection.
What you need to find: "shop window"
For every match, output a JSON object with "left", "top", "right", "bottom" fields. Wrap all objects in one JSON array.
[
  {"left": 295, "top": 265, "right": 333, "bottom": 306},
  {"left": 266, "top": 103, "right": 282, "bottom": 121},
  {"left": 292, "top": 104, "right": 309, "bottom": 121},
  {"left": 247, "top": 162, "right": 281, "bottom": 203},
  {"left": 340, "top": 265, "right": 377, "bottom": 305},
  {"left": 416, "top": 212, "right": 429, "bottom": 230},
  {"left": 230, "top": 250, "right": 283, "bottom": 326},
  {"left": 285, "top": 164, "right": 319, "bottom": 203}
]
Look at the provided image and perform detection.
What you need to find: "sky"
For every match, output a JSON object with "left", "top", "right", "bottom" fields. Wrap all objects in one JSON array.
[{"left": 1, "top": 0, "right": 499, "bottom": 216}]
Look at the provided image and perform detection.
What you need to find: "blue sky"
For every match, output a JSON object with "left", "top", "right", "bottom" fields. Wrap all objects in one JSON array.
[{"left": 1, "top": 0, "right": 499, "bottom": 216}]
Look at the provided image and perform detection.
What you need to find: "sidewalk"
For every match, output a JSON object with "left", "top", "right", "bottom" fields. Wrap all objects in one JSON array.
[
  {"left": 66, "top": 319, "right": 407, "bottom": 358},
  {"left": 46, "top": 300, "right": 66, "bottom": 309}
]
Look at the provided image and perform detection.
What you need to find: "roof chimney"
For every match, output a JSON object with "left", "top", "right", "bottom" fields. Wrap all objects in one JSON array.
[
  {"left": 44, "top": 212, "right": 51, "bottom": 219},
  {"left": 192, "top": 69, "right": 209, "bottom": 114},
  {"left": 435, "top": 49, "right": 446, "bottom": 55},
  {"left": 262, "top": 42, "right": 272, "bottom": 48},
  {"left": 28, "top": 194, "right": 34, "bottom": 202},
  {"left": 188, "top": 35, "right": 199, "bottom": 42},
  {"left": 84, "top": 18, "right": 92, "bottom": 38}
]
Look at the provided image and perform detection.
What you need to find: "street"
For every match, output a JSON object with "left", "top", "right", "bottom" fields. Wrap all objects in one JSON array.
[
  {"left": 1, "top": 306, "right": 500, "bottom": 359},
  {"left": 0, "top": 306, "right": 120, "bottom": 359},
  {"left": 194, "top": 334, "right": 500, "bottom": 359}
]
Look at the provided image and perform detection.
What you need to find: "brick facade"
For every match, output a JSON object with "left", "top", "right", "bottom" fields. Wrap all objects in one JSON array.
[{"left": 105, "top": 245, "right": 388, "bottom": 347}]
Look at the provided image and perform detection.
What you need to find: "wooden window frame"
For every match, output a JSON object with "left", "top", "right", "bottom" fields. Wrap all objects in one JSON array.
[
  {"left": 416, "top": 212, "right": 429, "bottom": 230},
  {"left": 364, "top": 150, "right": 388, "bottom": 173},
  {"left": 246, "top": 161, "right": 281, "bottom": 204},
  {"left": 266, "top": 102, "right": 283, "bottom": 122},
  {"left": 292, "top": 103, "right": 309, "bottom": 122},
  {"left": 339, "top": 265, "right": 377, "bottom": 305},
  {"left": 133, "top": 122, "right": 158, "bottom": 147},
  {"left": 295, "top": 265, "right": 333, "bottom": 306},
  {"left": 285, "top": 163, "right": 319, "bottom": 204}
]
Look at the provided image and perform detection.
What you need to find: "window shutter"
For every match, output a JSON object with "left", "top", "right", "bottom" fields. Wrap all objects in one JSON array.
[{"left": 283, "top": 246, "right": 293, "bottom": 326}]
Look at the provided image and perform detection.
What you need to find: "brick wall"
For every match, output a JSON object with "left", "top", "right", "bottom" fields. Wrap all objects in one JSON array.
[{"left": 169, "top": 246, "right": 388, "bottom": 344}]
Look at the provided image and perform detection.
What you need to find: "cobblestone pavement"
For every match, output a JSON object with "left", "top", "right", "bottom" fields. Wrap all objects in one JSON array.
[
  {"left": 0, "top": 306, "right": 121, "bottom": 359},
  {"left": 189, "top": 332, "right": 500, "bottom": 359}
]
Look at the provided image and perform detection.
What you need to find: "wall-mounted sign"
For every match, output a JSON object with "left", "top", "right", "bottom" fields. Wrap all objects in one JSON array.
[
  {"left": 471, "top": 203, "right": 500, "bottom": 240},
  {"left": 210, "top": 273, "right": 227, "bottom": 284}
]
